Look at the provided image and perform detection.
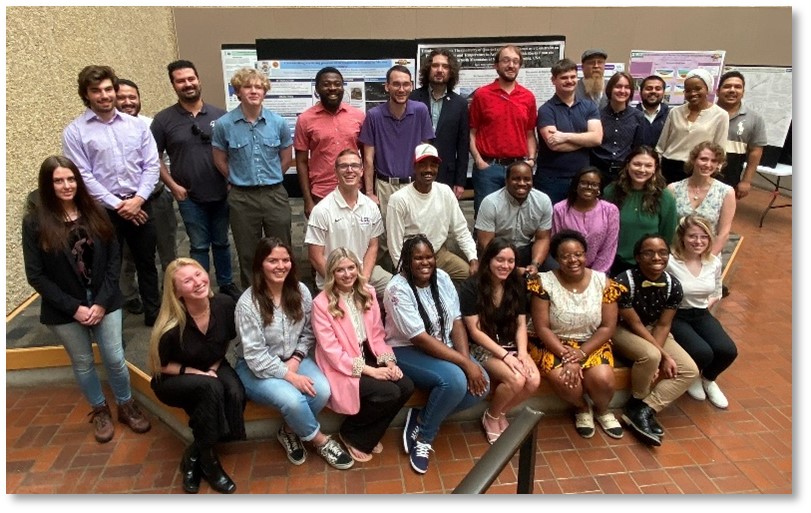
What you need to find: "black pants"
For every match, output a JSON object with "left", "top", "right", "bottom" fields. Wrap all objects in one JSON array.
[
  {"left": 340, "top": 357, "right": 414, "bottom": 454},
  {"left": 670, "top": 308, "right": 738, "bottom": 381},
  {"left": 107, "top": 202, "right": 160, "bottom": 319},
  {"left": 590, "top": 155, "right": 624, "bottom": 189},
  {"left": 151, "top": 361, "right": 247, "bottom": 447},
  {"left": 661, "top": 157, "right": 687, "bottom": 185}
]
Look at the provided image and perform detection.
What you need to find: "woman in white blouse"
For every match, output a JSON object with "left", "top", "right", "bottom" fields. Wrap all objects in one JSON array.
[{"left": 666, "top": 215, "right": 738, "bottom": 408}]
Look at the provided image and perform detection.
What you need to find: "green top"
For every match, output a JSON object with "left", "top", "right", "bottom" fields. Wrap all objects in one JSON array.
[{"left": 603, "top": 184, "right": 677, "bottom": 267}]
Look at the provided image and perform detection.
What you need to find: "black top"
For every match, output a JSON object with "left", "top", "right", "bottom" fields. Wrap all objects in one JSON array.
[
  {"left": 613, "top": 267, "right": 683, "bottom": 326},
  {"left": 459, "top": 275, "right": 526, "bottom": 347},
  {"left": 158, "top": 293, "right": 237, "bottom": 372}
]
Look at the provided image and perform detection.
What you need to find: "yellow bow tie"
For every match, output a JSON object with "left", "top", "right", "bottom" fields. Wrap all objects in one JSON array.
[{"left": 641, "top": 280, "right": 666, "bottom": 288}]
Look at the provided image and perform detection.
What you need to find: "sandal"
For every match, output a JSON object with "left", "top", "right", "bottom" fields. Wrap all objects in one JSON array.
[
  {"left": 481, "top": 409, "right": 503, "bottom": 445},
  {"left": 574, "top": 405, "right": 595, "bottom": 439},
  {"left": 595, "top": 411, "right": 624, "bottom": 439},
  {"left": 339, "top": 434, "right": 372, "bottom": 462},
  {"left": 372, "top": 442, "right": 383, "bottom": 454}
]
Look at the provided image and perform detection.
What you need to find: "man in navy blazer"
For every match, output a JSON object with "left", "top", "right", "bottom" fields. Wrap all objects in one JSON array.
[{"left": 410, "top": 49, "right": 470, "bottom": 199}]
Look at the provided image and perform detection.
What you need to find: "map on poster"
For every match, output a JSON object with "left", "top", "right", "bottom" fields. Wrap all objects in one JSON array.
[
  {"left": 416, "top": 40, "right": 564, "bottom": 102},
  {"left": 628, "top": 49, "right": 726, "bottom": 105},
  {"left": 723, "top": 65, "right": 792, "bottom": 147}
]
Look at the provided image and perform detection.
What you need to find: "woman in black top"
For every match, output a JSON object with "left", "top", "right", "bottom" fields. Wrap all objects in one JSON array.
[
  {"left": 148, "top": 257, "right": 246, "bottom": 494},
  {"left": 22, "top": 155, "right": 150, "bottom": 444}
]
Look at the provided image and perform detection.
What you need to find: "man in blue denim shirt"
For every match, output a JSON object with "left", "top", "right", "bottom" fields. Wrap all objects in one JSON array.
[{"left": 212, "top": 67, "right": 293, "bottom": 288}]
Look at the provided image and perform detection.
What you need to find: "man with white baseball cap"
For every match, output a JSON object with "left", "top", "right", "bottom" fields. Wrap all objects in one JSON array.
[{"left": 386, "top": 144, "right": 479, "bottom": 279}]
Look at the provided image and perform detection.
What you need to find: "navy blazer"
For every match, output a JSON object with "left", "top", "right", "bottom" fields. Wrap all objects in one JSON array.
[
  {"left": 410, "top": 86, "right": 471, "bottom": 188},
  {"left": 22, "top": 213, "right": 123, "bottom": 325}
]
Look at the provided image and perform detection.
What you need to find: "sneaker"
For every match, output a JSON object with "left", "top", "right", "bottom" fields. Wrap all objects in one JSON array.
[
  {"left": 702, "top": 379, "right": 729, "bottom": 409},
  {"left": 276, "top": 426, "right": 307, "bottom": 465},
  {"left": 88, "top": 403, "right": 114, "bottom": 443},
  {"left": 219, "top": 283, "right": 243, "bottom": 302},
  {"left": 117, "top": 399, "right": 151, "bottom": 433},
  {"left": 410, "top": 440, "right": 433, "bottom": 474},
  {"left": 574, "top": 405, "right": 595, "bottom": 439},
  {"left": 402, "top": 407, "right": 420, "bottom": 454},
  {"left": 595, "top": 412, "right": 624, "bottom": 439},
  {"left": 687, "top": 378, "right": 707, "bottom": 401},
  {"left": 317, "top": 437, "right": 354, "bottom": 470}
]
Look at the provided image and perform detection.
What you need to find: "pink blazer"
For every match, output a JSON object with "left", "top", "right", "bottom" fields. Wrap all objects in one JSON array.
[{"left": 312, "top": 285, "right": 395, "bottom": 415}]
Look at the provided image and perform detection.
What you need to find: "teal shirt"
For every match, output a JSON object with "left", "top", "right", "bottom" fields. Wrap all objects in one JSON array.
[{"left": 604, "top": 184, "right": 677, "bottom": 266}]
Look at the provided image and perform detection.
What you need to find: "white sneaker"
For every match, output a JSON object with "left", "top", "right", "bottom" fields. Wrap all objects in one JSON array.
[
  {"left": 687, "top": 378, "right": 706, "bottom": 401},
  {"left": 702, "top": 379, "right": 729, "bottom": 409}
]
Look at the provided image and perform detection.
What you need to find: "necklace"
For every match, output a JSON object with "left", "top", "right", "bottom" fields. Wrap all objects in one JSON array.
[{"left": 689, "top": 181, "right": 710, "bottom": 201}]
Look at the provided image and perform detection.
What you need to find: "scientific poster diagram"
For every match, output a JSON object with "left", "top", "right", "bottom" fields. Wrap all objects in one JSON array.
[
  {"left": 221, "top": 47, "right": 259, "bottom": 111},
  {"left": 628, "top": 50, "right": 726, "bottom": 106},
  {"left": 723, "top": 65, "right": 792, "bottom": 147},
  {"left": 417, "top": 40, "right": 564, "bottom": 102}
]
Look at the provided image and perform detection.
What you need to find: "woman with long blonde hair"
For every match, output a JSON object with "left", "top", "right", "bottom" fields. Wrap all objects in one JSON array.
[
  {"left": 312, "top": 248, "right": 413, "bottom": 463},
  {"left": 149, "top": 257, "right": 245, "bottom": 494}
]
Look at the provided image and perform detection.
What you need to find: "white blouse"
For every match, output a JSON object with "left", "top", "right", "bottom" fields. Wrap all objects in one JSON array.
[{"left": 666, "top": 255, "right": 722, "bottom": 309}]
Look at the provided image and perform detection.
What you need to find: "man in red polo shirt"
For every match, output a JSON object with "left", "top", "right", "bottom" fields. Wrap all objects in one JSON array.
[{"left": 469, "top": 44, "right": 538, "bottom": 217}]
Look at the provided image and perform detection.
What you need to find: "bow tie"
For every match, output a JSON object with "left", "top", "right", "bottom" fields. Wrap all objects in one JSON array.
[{"left": 641, "top": 280, "right": 666, "bottom": 288}]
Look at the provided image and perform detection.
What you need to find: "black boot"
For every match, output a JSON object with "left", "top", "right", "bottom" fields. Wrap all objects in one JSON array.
[
  {"left": 622, "top": 397, "right": 661, "bottom": 447},
  {"left": 180, "top": 443, "right": 201, "bottom": 494},
  {"left": 198, "top": 446, "right": 236, "bottom": 494}
]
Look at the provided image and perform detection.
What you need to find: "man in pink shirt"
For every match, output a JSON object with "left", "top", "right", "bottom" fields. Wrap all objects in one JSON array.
[{"left": 294, "top": 67, "right": 365, "bottom": 218}]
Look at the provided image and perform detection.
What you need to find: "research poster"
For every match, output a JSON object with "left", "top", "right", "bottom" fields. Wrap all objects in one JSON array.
[
  {"left": 628, "top": 49, "right": 726, "bottom": 105},
  {"left": 723, "top": 65, "right": 792, "bottom": 147}
]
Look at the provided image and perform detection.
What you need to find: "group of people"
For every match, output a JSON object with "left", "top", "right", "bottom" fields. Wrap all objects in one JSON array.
[{"left": 22, "top": 43, "right": 755, "bottom": 493}]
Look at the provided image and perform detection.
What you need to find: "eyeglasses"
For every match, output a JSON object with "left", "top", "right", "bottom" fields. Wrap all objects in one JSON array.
[
  {"left": 499, "top": 57, "right": 521, "bottom": 66},
  {"left": 578, "top": 181, "right": 601, "bottom": 189},
  {"left": 638, "top": 250, "right": 670, "bottom": 259},
  {"left": 559, "top": 251, "right": 586, "bottom": 262},
  {"left": 191, "top": 122, "right": 211, "bottom": 143},
  {"left": 336, "top": 162, "right": 362, "bottom": 171}
]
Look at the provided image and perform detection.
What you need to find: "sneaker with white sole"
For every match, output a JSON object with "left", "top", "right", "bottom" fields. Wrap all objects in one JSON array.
[
  {"left": 702, "top": 379, "right": 729, "bottom": 409},
  {"left": 687, "top": 378, "right": 706, "bottom": 401},
  {"left": 317, "top": 437, "right": 354, "bottom": 470},
  {"left": 402, "top": 407, "right": 420, "bottom": 454},
  {"left": 595, "top": 412, "right": 624, "bottom": 439},
  {"left": 277, "top": 426, "right": 307, "bottom": 465},
  {"left": 410, "top": 440, "right": 433, "bottom": 474}
]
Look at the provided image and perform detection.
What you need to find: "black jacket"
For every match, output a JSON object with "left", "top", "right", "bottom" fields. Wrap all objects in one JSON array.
[{"left": 22, "top": 214, "right": 123, "bottom": 325}]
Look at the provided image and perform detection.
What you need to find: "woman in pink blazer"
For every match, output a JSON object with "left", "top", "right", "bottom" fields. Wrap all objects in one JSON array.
[{"left": 313, "top": 248, "right": 414, "bottom": 463}]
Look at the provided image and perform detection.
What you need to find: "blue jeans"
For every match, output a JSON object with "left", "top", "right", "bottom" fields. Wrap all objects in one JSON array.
[
  {"left": 177, "top": 197, "right": 234, "bottom": 286},
  {"left": 234, "top": 357, "right": 329, "bottom": 441},
  {"left": 393, "top": 346, "right": 490, "bottom": 444},
  {"left": 47, "top": 308, "right": 131, "bottom": 408},
  {"left": 472, "top": 163, "right": 506, "bottom": 217},
  {"left": 533, "top": 172, "right": 571, "bottom": 205}
]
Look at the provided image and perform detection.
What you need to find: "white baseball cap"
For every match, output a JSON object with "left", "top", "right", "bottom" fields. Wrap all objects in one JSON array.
[{"left": 414, "top": 143, "right": 442, "bottom": 163}]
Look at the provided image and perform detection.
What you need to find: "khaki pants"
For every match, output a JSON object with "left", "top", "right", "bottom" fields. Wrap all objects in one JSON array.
[
  {"left": 436, "top": 245, "right": 470, "bottom": 282},
  {"left": 612, "top": 325, "right": 698, "bottom": 412}
]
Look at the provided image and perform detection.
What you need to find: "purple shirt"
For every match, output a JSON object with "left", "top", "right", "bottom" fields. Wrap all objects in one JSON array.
[
  {"left": 63, "top": 109, "right": 160, "bottom": 209},
  {"left": 551, "top": 199, "right": 619, "bottom": 274},
  {"left": 358, "top": 100, "right": 434, "bottom": 179}
]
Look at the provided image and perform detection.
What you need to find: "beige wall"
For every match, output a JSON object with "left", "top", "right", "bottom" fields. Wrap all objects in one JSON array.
[{"left": 4, "top": 6, "right": 792, "bottom": 313}]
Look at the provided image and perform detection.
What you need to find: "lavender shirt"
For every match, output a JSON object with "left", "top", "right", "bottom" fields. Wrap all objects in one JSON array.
[
  {"left": 62, "top": 109, "right": 160, "bottom": 209},
  {"left": 358, "top": 100, "right": 434, "bottom": 179},
  {"left": 551, "top": 199, "right": 619, "bottom": 273}
]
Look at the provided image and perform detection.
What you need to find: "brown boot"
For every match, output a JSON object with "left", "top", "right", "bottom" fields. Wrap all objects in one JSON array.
[
  {"left": 88, "top": 403, "right": 114, "bottom": 443},
  {"left": 117, "top": 399, "right": 151, "bottom": 433}
]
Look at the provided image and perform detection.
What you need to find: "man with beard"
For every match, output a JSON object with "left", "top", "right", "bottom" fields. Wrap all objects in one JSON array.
[
  {"left": 635, "top": 75, "right": 671, "bottom": 147},
  {"left": 115, "top": 79, "right": 178, "bottom": 314},
  {"left": 469, "top": 45, "right": 538, "bottom": 217},
  {"left": 63, "top": 65, "right": 161, "bottom": 326},
  {"left": 295, "top": 67, "right": 365, "bottom": 218},
  {"left": 536, "top": 58, "right": 602, "bottom": 204},
  {"left": 151, "top": 60, "right": 240, "bottom": 301},
  {"left": 715, "top": 71, "right": 767, "bottom": 199},
  {"left": 575, "top": 49, "right": 609, "bottom": 109},
  {"left": 410, "top": 49, "right": 470, "bottom": 199},
  {"left": 387, "top": 144, "right": 478, "bottom": 281}
]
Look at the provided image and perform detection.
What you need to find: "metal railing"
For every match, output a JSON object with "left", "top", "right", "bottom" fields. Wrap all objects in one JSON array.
[{"left": 452, "top": 406, "right": 544, "bottom": 494}]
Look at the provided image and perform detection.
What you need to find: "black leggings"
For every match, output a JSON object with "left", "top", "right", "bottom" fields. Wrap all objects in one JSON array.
[{"left": 669, "top": 308, "right": 738, "bottom": 381}]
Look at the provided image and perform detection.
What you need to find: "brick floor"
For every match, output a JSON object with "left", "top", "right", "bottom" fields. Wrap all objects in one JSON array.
[{"left": 5, "top": 187, "right": 792, "bottom": 494}]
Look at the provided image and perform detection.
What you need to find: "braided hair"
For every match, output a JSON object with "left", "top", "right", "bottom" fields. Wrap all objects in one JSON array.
[{"left": 398, "top": 234, "right": 447, "bottom": 342}]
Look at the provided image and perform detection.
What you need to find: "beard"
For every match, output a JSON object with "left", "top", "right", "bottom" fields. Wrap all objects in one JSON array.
[{"left": 583, "top": 76, "right": 604, "bottom": 97}]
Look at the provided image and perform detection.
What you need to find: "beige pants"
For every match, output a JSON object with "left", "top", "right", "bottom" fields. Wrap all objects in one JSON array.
[
  {"left": 435, "top": 245, "right": 470, "bottom": 282},
  {"left": 612, "top": 325, "right": 698, "bottom": 412}
]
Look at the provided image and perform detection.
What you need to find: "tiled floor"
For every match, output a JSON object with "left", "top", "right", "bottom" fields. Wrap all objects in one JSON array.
[{"left": 6, "top": 187, "right": 792, "bottom": 494}]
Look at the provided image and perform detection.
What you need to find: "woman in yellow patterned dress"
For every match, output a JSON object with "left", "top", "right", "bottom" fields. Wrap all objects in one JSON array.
[{"left": 528, "top": 229, "right": 625, "bottom": 439}]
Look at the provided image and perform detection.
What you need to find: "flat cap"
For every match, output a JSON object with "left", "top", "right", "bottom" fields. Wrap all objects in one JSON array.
[{"left": 581, "top": 48, "right": 608, "bottom": 62}]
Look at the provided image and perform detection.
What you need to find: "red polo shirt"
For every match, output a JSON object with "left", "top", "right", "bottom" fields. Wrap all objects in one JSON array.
[{"left": 469, "top": 80, "right": 538, "bottom": 159}]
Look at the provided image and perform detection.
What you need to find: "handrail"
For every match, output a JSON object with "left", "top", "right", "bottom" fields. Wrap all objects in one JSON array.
[{"left": 452, "top": 406, "right": 544, "bottom": 494}]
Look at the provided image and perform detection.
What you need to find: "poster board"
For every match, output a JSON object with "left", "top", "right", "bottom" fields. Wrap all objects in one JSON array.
[
  {"left": 628, "top": 49, "right": 726, "bottom": 105},
  {"left": 722, "top": 65, "right": 792, "bottom": 148}
]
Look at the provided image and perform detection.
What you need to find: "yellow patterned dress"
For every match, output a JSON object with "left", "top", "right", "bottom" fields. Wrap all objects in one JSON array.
[{"left": 526, "top": 271, "right": 625, "bottom": 374}]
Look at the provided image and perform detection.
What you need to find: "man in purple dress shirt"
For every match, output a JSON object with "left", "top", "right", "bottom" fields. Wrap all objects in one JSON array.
[{"left": 63, "top": 65, "right": 161, "bottom": 326}]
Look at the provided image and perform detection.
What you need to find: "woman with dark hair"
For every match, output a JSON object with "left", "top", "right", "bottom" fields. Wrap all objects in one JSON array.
[
  {"left": 312, "top": 248, "right": 414, "bottom": 463},
  {"left": 656, "top": 69, "right": 729, "bottom": 183},
  {"left": 528, "top": 230, "right": 624, "bottom": 440},
  {"left": 668, "top": 141, "right": 736, "bottom": 255},
  {"left": 591, "top": 72, "right": 645, "bottom": 185},
  {"left": 149, "top": 257, "right": 245, "bottom": 494},
  {"left": 460, "top": 237, "right": 540, "bottom": 444},
  {"left": 604, "top": 146, "right": 677, "bottom": 275},
  {"left": 666, "top": 215, "right": 737, "bottom": 408},
  {"left": 22, "top": 155, "right": 150, "bottom": 444},
  {"left": 234, "top": 237, "right": 354, "bottom": 470},
  {"left": 384, "top": 234, "right": 489, "bottom": 474},
  {"left": 552, "top": 167, "right": 619, "bottom": 273}
]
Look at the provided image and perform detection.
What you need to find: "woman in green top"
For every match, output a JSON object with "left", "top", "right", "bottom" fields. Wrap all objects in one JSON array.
[{"left": 604, "top": 146, "right": 677, "bottom": 275}]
